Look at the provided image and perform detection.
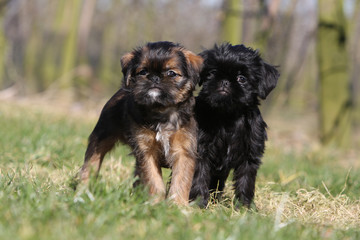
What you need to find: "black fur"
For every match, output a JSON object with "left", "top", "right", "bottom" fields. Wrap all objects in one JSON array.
[{"left": 190, "top": 43, "right": 279, "bottom": 208}]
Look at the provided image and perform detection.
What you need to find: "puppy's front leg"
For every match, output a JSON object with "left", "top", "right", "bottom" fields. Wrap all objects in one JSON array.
[
  {"left": 189, "top": 159, "right": 211, "bottom": 208},
  {"left": 168, "top": 128, "right": 196, "bottom": 205},
  {"left": 209, "top": 169, "right": 231, "bottom": 201},
  {"left": 134, "top": 129, "right": 166, "bottom": 202},
  {"left": 233, "top": 160, "right": 260, "bottom": 208}
]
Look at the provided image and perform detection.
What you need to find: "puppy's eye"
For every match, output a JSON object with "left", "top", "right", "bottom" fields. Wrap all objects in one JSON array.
[
  {"left": 167, "top": 70, "right": 177, "bottom": 77},
  {"left": 237, "top": 75, "right": 246, "bottom": 84},
  {"left": 137, "top": 69, "right": 148, "bottom": 76}
]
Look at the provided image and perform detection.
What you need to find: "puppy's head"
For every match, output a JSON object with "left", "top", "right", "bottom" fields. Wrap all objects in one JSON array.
[
  {"left": 199, "top": 43, "right": 279, "bottom": 109},
  {"left": 120, "top": 41, "right": 203, "bottom": 107}
]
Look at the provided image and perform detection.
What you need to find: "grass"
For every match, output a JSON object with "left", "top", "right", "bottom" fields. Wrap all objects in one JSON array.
[{"left": 0, "top": 100, "right": 359, "bottom": 240}]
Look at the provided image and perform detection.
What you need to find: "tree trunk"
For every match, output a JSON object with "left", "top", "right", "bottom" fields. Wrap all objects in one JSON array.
[
  {"left": 78, "top": 0, "right": 96, "bottom": 59},
  {"left": 317, "top": 0, "right": 352, "bottom": 147},
  {"left": 60, "top": 0, "right": 82, "bottom": 89},
  {"left": 221, "top": 0, "right": 242, "bottom": 44},
  {"left": 242, "top": 0, "right": 260, "bottom": 46},
  {"left": 350, "top": 0, "right": 360, "bottom": 126},
  {"left": 0, "top": 16, "right": 6, "bottom": 89}
]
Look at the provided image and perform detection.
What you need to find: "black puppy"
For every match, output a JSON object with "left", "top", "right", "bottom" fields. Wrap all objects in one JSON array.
[{"left": 190, "top": 43, "right": 279, "bottom": 208}]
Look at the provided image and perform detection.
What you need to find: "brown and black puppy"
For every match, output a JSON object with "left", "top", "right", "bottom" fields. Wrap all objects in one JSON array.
[{"left": 77, "top": 41, "right": 203, "bottom": 205}]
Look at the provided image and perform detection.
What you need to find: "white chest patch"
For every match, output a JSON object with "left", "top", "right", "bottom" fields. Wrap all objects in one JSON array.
[
  {"left": 156, "top": 126, "right": 172, "bottom": 156},
  {"left": 155, "top": 112, "right": 180, "bottom": 157}
]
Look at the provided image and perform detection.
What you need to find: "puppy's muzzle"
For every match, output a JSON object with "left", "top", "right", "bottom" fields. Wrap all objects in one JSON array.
[{"left": 218, "top": 79, "right": 231, "bottom": 94}]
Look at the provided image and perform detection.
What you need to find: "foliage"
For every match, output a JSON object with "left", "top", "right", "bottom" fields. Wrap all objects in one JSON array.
[
  {"left": 1, "top": 0, "right": 359, "bottom": 147},
  {"left": 0, "top": 1, "right": 219, "bottom": 95}
]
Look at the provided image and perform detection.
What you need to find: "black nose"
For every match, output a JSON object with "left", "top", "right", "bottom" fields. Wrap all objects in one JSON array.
[
  {"left": 221, "top": 80, "right": 230, "bottom": 87},
  {"left": 149, "top": 75, "right": 161, "bottom": 84}
]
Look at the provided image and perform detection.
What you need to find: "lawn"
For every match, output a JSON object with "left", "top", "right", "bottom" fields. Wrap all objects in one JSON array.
[{"left": 0, "top": 100, "right": 359, "bottom": 240}]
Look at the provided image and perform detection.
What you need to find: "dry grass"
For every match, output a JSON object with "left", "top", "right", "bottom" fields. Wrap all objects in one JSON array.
[
  {"left": 200, "top": 179, "right": 360, "bottom": 231},
  {"left": 256, "top": 185, "right": 360, "bottom": 230}
]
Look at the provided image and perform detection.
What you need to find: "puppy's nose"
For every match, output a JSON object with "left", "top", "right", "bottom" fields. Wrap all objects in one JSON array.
[
  {"left": 149, "top": 75, "right": 161, "bottom": 84},
  {"left": 221, "top": 80, "right": 230, "bottom": 87}
]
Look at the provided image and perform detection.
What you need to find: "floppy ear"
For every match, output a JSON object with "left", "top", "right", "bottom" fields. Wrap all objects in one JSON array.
[
  {"left": 183, "top": 50, "right": 204, "bottom": 86},
  {"left": 120, "top": 52, "right": 135, "bottom": 87},
  {"left": 258, "top": 62, "right": 279, "bottom": 99}
]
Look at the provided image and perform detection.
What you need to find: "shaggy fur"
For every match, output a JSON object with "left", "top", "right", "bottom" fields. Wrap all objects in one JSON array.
[
  {"left": 77, "top": 41, "right": 203, "bottom": 205},
  {"left": 190, "top": 43, "right": 279, "bottom": 208}
]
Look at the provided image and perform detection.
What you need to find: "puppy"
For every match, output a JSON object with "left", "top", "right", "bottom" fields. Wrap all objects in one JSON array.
[
  {"left": 190, "top": 43, "right": 279, "bottom": 208},
  {"left": 77, "top": 41, "right": 203, "bottom": 205}
]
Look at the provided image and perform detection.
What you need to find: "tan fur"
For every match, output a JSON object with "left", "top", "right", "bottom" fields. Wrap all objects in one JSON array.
[
  {"left": 165, "top": 58, "right": 182, "bottom": 74},
  {"left": 182, "top": 50, "right": 204, "bottom": 73},
  {"left": 135, "top": 128, "right": 166, "bottom": 200},
  {"left": 167, "top": 122, "right": 197, "bottom": 205},
  {"left": 120, "top": 53, "right": 134, "bottom": 86},
  {"left": 135, "top": 121, "right": 197, "bottom": 205},
  {"left": 136, "top": 59, "right": 149, "bottom": 74},
  {"left": 175, "top": 81, "right": 193, "bottom": 103},
  {"left": 120, "top": 52, "right": 134, "bottom": 69},
  {"left": 79, "top": 137, "right": 117, "bottom": 182},
  {"left": 79, "top": 152, "right": 102, "bottom": 182}
]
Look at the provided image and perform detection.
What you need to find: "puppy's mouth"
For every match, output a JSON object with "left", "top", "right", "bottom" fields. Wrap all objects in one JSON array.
[
  {"left": 217, "top": 88, "right": 231, "bottom": 95},
  {"left": 147, "top": 87, "right": 162, "bottom": 98}
]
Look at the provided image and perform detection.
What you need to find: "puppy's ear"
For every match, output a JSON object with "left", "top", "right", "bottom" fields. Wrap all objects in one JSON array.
[
  {"left": 198, "top": 50, "right": 210, "bottom": 86},
  {"left": 258, "top": 62, "right": 279, "bottom": 99},
  {"left": 120, "top": 52, "right": 134, "bottom": 87},
  {"left": 183, "top": 50, "right": 204, "bottom": 86}
]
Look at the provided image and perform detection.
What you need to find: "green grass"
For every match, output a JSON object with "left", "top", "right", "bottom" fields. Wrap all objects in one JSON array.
[{"left": 0, "top": 101, "right": 359, "bottom": 240}]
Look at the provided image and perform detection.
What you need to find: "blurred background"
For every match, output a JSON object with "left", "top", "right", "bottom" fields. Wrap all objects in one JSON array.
[{"left": 0, "top": 0, "right": 359, "bottom": 150}]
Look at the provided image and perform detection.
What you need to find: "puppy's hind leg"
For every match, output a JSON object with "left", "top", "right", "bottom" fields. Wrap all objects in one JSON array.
[{"left": 77, "top": 132, "right": 117, "bottom": 185}]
